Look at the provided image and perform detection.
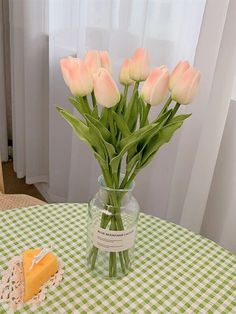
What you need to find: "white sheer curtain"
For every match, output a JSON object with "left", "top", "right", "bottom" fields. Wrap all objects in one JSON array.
[
  {"left": 9, "top": 0, "right": 206, "bottom": 204},
  {"left": 167, "top": 0, "right": 236, "bottom": 232},
  {"left": 9, "top": 0, "right": 236, "bottom": 249},
  {"left": 9, "top": 0, "right": 49, "bottom": 181},
  {"left": 48, "top": 0, "right": 206, "bottom": 207},
  {"left": 0, "top": 2, "right": 8, "bottom": 162}
]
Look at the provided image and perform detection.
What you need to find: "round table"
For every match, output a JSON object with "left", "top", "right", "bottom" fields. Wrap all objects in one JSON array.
[{"left": 0, "top": 203, "right": 235, "bottom": 313}]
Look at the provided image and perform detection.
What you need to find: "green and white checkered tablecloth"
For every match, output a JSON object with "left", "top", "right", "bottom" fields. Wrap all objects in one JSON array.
[{"left": 0, "top": 203, "right": 235, "bottom": 313}]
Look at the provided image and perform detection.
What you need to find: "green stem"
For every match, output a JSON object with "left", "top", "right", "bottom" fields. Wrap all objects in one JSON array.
[
  {"left": 89, "top": 163, "right": 138, "bottom": 275},
  {"left": 109, "top": 214, "right": 117, "bottom": 277},
  {"left": 159, "top": 96, "right": 172, "bottom": 116},
  {"left": 81, "top": 96, "right": 91, "bottom": 115},
  {"left": 167, "top": 102, "right": 180, "bottom": 122},
  {"left": 91, "top": 91, "right": 99, "bottom": 117},
  {"left": 123, "top": 250, "right": 130, "bottom": 268},
  {"left": 114, "top": 219, "right": 126, "bottom": 274},
  {"left": 109, "top": 253, "right": 113, "bottom": 277},
  {"left": 126, "top": 172, "right": 138, "bottom": 190},
  {"left": 120, "top": 168, "right": 139, "bottom": 190},
  {"left": 90, "top": 248, "right": 98, "bottom": 270},
  {"left": 141, "top": 103, "right": 151, "bottom": 127},
  {"left": 91, "top": 91, "right": 96, "bottom": 107},
  {"left": 119, "top": 172, "right": 130, "bottom": 190},
  {"left": 124, "top": 85, "right": 128, "bottom": 101},
  {"left": 116, "top": 86, "right": 128, "bottom": 146},
  {"left": 124, "top": 82, "right": 139, "bottom": 122},
  {"left": 119, "top": 252, "right": 126, "bottom": 274},
  {"left": 108, "top": 108, "right": 116, "bottom": 147}
]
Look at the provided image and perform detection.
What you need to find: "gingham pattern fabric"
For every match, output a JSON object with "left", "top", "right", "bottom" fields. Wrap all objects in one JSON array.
[{"left": 0, "top": 203, "right": 235, "bottom": 314}]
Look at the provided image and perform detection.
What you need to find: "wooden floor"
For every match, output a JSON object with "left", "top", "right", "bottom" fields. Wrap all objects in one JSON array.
[{"left": 2, "top": 161, "right": 45, "bottom": 201}]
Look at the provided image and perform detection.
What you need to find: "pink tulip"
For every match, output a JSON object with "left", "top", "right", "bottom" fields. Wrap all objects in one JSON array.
[
  {"left": 100, "top": 51, "right": 112, "bottom": 73},
  {"left": 93, "top": 68, "right": 120, "bottom": 108},
  {"left": 169, "top": 60, "right": 190, "bottom": 90},
  {"left": 119, "top": 59, "right": 134, "bottom": 86},
  {"left": 84, "top": 50, "right": 101, "bottom": 75},
  {"left": 171, "top": 67, "right": 201, "bottom": 104},
  {"left": 141, "top": 66, "right": 169, "bottom": 106},
  {"left": 60, "top": 57, "right": 93, "bottom": 96},
  {"left": 129, "top": 48, "right": 149, "bottom": 82}
]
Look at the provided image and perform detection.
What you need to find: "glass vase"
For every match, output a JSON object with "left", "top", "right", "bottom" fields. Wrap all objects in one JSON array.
[{"left": 86, "top": 175, "right": 140, "bottom": 279}]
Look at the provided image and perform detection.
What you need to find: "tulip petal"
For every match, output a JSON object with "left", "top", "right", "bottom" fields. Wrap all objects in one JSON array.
[
  {"left": 93, "top": 68, "right": 120, "bottom": 108},
  {"left": 100, "top": 51, "right": 112, "bottom": 73},
  {"left": 85, "top": 50, "right": 101, "bottom": 75},
  {"left": 150, "top": 72, "right": 169, "bottom": 105},
  {"left": 169, "top": 60, "right": 190, "bottom": 90},
  {"left": 60, "top": 57, "right": 93, "bottom": 96},
  {"left": 141, "top": 66, "right": 169, "bottom": 106},
  {"left": 171, "top": 67, "right": 201, "bottom": 104},
  {"left": 129, "top": 48, "right": 149, "bottom": 81},
  {"left": 119, "top": 59, "right": 134, "bottom": 85}
]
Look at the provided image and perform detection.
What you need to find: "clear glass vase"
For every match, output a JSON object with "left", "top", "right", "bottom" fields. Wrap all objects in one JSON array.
[{"left": 87, "top": 175, "right": 140, "bottom": 279}]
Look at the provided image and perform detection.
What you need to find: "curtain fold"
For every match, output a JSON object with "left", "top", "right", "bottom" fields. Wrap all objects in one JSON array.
[
  {"left": 166, "top": 0, "right": 236, "bottom": 232},
  {"left": 9, "top": 0, "right": 49, "bottom": 182},
  {"left": 201, "top": 100, "right": 236, "bottom": 254},
  {"left": 179, "top": 0, "right": 236, "bottom": 232},
  {"left": 0, "top": 1, "right": 8, "bottom": 161}
]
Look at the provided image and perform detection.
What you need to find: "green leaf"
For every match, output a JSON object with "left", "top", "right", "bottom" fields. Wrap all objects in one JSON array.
[
  {"left": 84, "top": 114, "right": 111, "bottom": 141},
  {"left": 94, "top": 152, "right": 107, "bottom": 169},
  {"left": 88, "top": 124, "right": 107, "bottom": 159},
  {"left": 116, "top": 94, "right": 125, "bottom": 115},
  {"left": 112, "top": 111, "right": 131, "bottom": 138},
  {"left": 119, "top": 124, "right": 153, "bottom": 151},
  {"left": 140, "top": 119, "right": 187, "bottom": 168},
  {"left": 152, "top": 109, "right": 172, "bottom": 124},
  {"left": 126, "top": 90, "right": 139, "bottom": 131},
  {"left": 75, "top": 96, "right": 91, "bottom": 115},
  {"left": 124, "top": 88, "right": 139, "bottom": 131},
  {"left": 91, "top": 106, "right": 99, "bottom": 119},
  {"left": 168, "top": 113, "right": 192, "bottom": 124},
  {"left": 104, "top": 141, "right": 116, "bottom": 161},
  {"left": 56, "top": 106, "right": 91, "bottom": 145},
  {"left": 127, "top": 110, "right": 173, "bottom": 164},
  {"left": 68, "top": 97, "right": 85, "bottom": 117},
  {"left": 119, "top": 110, "right": 171, "bottom": 152},
  {"left": 126, "top": 151, "right": 142, "bottom": 173},
  {"left": 110, "top": 122, "right": 163, "bottom": 175},
  {"left": 129, "top": 101, "right": 139, "bottom": 131},
  {"left": 134, "top": 110, "right": 172, "bottom": 153},
  {"left": 100, "top": 107, "right": 109, "bottom": 128},
  {"left": 86, "top": 117, "right": 116, "bottom": 161},
  {"left": 138, "top": 97, "right": 145, "bottom": 126}
]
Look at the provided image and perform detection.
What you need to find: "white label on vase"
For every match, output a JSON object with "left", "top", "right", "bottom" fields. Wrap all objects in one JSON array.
[{"left": 92, "top": 226, "right": 137, "bottom": 252}]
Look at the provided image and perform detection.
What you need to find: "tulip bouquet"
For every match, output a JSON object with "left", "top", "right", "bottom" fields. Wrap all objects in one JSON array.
[{"left": 57, "top": 48, "right": 200, "bottom": 276}]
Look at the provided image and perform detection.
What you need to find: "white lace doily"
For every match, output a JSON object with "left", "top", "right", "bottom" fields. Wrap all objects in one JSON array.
[{"left": 0, "top": 255, "right": 64, "bottom": 312}]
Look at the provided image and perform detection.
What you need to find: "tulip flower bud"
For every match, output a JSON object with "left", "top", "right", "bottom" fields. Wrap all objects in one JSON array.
[
  {"left": 141, "top": 66, "right": 169, "bottom": 106},
  {"left": 171, "top": 67, "right": 201, "bottom": 105},
  {"left": 129, "top": 48, "right": 149, "bottom": 82},
  {"left": 84, "top": 50, "right": 101, "bottom": 75},
  {"left": 99, "top": 51, "right": 112, "bottom": 73},
  {"left": 93, "top": 68, "right": 120, "bottom": 108},
  {"left": 119, "top": 59, "right": 134, "bottom": 86},
  {"left": 60, "top": 57, "right": 93, "bottom": 96},
  {"left": 169, "top": 60, "right": 190, "bottom": 90}
]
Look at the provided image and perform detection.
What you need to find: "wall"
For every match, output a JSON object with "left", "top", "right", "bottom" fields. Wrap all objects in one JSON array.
[{"left": 201, "top": 100, "right": 236, "bottom": 254}]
